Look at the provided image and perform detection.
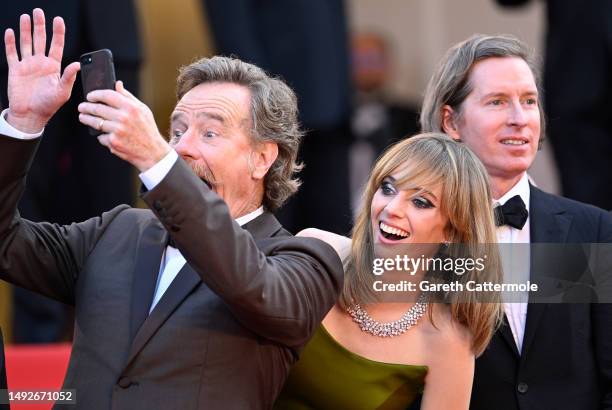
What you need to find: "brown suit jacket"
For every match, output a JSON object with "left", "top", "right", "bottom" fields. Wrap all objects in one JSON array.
[{"left": 0, "top": 136, "right": 343, "bottom": 410}]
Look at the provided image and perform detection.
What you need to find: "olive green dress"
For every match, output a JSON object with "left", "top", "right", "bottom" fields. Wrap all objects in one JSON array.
[{"left": 274, "top": 326, "right": 428, "bottom": 409}]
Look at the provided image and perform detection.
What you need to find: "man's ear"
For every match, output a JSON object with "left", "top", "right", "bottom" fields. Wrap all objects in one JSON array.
[
  {"left": 250, "top": 141, "right": 279, "bottom": 180},
  {"left": 441, "top": 105, "right": 461, "bottom": 141}
]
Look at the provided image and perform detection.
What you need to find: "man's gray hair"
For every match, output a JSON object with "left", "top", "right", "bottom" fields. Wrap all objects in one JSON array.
[
  {"left": 420, "top": 34, "right": 545, "bottom": 139},
  {"left": 176, "top": 56, "right": 303, "bottom": 212}
]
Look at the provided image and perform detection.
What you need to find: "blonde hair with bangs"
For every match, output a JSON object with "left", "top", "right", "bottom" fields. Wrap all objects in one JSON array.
[{"left": 340, "top": 133, "right": 503, "bottom": 356}]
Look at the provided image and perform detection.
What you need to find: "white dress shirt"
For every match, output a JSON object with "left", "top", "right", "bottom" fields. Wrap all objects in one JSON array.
[
  {"left": 0, "top": 109, "right": 265, "bottom": 314},
  {"left": 142, "top": 152, "right": 264, "bottom": 312},
  {"left": 0, "top": 109, "right": 44, "bottom": 139},
  {"left": 147, "top": 203, "right": 264, "bottom": 313},
  {"left": 494, "top": 173, "right": 531, "bottom": 354}
]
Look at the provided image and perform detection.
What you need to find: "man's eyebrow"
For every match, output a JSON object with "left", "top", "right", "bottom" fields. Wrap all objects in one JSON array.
[
  {"left": 480, "top": 90, "right": 538, "bottom": 100},
  {"left": 170, "top": 112, "right": 186, "bottom": 123},
  {"left": 480, "top": 92, "right": 508, "bottom": 100},
  {"left": 169, "top": 112, "right": 226, "bottom": 123}
]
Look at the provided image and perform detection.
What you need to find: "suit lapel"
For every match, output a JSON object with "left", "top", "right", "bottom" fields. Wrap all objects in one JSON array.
[
  {"left": 241, "top": 211, "right": 284, "bottom": 240},
  {"left": 521, "top": 185, "right": 572, "bottom": 357},
  {"left": 499, "top": 315, "right": 520, "bottom": 357},
  {"left": 126, "top": 263, "right": 201, "bottom": 366},
  {"left": 125, "top": 211, "right": 281, "bottom": 366},
  {"left": 529, "top": 185, "right": 572, "bottom": 245},
  {"left": 129, "top": 219, "right": 168, "bottom": 342}
]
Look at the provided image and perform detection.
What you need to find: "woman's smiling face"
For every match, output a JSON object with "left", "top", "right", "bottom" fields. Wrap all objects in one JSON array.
[{"left": 370, "top": 171, "right": 449, "bottom": 247}]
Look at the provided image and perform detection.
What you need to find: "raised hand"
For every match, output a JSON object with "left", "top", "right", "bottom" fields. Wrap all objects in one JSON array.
[
  {"left": 78, "top": 81, "right": 171, "bottom": 172},
  {"left": 4, "top": 8, "right": 80, "bottom": 133}
]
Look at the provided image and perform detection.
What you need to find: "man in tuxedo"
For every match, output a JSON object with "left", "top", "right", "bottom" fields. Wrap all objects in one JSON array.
[
  {"left": 495, "top": 0, "right": 612, "bottom": 211},
  {"left": 0, "top": 9, "right": 343, "bottom": 410},
  {"left": 420, "top": 34, "right": 612, "bottom": 409}
]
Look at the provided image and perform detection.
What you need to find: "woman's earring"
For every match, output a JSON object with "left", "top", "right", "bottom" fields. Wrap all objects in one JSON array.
[{"left": 437, "top": 240, "right": 450, "bottom": 257}]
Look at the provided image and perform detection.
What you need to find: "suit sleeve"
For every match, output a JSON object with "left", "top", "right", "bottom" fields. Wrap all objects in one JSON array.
[
  {"left": 142, "top": 158, "right": 344, "bottom": 349},
  {"left": 0, "top": 136, "right": 128, "bottom": 305}
]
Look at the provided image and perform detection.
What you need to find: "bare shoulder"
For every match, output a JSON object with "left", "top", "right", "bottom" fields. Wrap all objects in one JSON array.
[
  {"left": 420, "top": 304, "right": 473, "bottom": 361},
  {"left": 419, "top": 304, "right": 475, "bottom": 410},
  {"left": 297, "top": 228, "right": 351, "bottom": 260}
]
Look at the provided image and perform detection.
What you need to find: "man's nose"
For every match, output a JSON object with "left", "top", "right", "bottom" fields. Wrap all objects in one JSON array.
[
  {"left": 508, "top": 101, "right": 528, "bottom": 127},
  {"left": 172, "top": 130, "right": 198, "bottom": 159}
]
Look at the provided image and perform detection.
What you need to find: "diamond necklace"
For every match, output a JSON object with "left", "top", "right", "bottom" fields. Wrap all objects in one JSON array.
[{"left": 346, "top": 296, "right": 427, "bottom": 338}]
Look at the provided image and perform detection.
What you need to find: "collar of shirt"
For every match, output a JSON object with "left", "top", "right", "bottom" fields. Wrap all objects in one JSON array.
[
  {"left": 150, "top": 206, "right": 265, "bottom": 313},
  {"left": 494, "top": 172, "right": 531, "bottom": 244},
  {"left": 235, "top": 206, "right": 264, "bottom": 227},
  {"left": 494, "top": 173, "right": 532, "bottom": 354},
  {"left": 495, "top": 172, "right": 531, "bottom": 210}
]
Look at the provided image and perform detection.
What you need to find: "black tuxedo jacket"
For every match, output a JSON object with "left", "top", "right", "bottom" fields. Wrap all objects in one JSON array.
[
  {"left": 471, "top": 185, "right": 612, "bottom": 409},
  {"left": 0, "top": 136, "right": 343, "bottom": 409},
  {"left": 496, "top": 0, "right": 612, "bottom": 209}
]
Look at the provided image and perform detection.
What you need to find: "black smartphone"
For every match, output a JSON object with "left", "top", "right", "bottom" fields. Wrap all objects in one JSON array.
[{"left": 80, "top": 49, "right": 116, "bottom": 136}]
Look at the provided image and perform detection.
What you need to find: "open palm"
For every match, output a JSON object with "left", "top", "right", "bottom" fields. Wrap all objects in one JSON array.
[{"left": 4, "top": 9, "right": 79, "bottom": 132}]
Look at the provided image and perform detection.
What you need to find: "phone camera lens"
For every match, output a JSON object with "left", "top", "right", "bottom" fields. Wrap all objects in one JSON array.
[{"left": 83, "top": 56, "right": 92, "bottom": 64}]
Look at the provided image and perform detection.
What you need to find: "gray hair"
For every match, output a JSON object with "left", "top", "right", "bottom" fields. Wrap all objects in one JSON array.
[
  {"left": 420, "top": 34, "right": 545, "bottom": 141},
  {"left": 176, "top": 56, "right": 304, "bottom": 212}
]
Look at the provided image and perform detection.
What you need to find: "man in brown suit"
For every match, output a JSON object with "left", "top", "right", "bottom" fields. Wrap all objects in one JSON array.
[{"left": 0, "top": 9, "right": 343, "bottom": 409}]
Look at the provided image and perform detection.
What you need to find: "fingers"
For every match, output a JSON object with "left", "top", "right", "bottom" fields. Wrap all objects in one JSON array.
[
  {"left": 60, "top": 61, "right": 80, "bottom": 94},
  {"left": 14, "top": 9, "right": 51, "bottom": 60},
  {"left": 116, "top": 81, "right": 138, "bottom": 101},
  {"left": 4, "top": 29, "right": 18, "bottom": 65},
  {"left": 86, "top": 89, "right": 128, "bottom": 109},
  {"left": 96, "top": 133, "right": 122, "bottom": 157},
  {"left": 78, "top": 101, "right": 120, "bottom": 122},
  {"left": 48, "top": 16, "right": 65, "bottom": 63},
  {"left": 78, "top": 112, "right": 118, "bottom": 134},
  {"left": 32, "top": 8, "right": 46, "bottom": 55},
  {"left": 97, "top": 134, "right": 111, "bottom": 148},
  {"left": 19, "top": 14, "right": 32, "bottom": 59},
  {"left": 95, "top": 133, "right": 127, "bottom": 160}
]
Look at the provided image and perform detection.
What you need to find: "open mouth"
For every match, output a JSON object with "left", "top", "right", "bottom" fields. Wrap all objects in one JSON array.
[
  {"left": 379, "top": 222, "right": 410, "bottom": 241},
  {"left": 500, "top": 138, "right": 528, "bottom": 146},
  {"left": 200, "top": 177, "right": 213, "bottom": 189}
]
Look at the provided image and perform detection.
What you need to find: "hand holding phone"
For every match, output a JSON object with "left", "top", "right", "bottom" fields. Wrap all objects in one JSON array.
[{"left": 80, "top": 49, "right": 116, "bottom": 136}]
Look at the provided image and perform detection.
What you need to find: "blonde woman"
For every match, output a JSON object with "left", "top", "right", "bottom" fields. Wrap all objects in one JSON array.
[{"left": 275, "top": 133, "right": 503, "bottom": 409}]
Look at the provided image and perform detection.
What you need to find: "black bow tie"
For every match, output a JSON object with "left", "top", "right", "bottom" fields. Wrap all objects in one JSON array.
[{"left": 494, "top": 195, "right": 528, "bottom": 229}]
